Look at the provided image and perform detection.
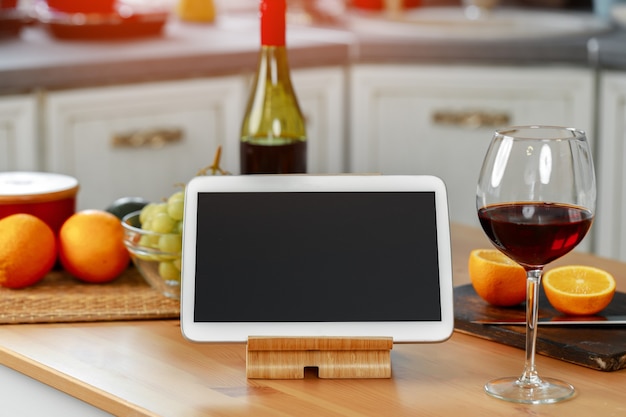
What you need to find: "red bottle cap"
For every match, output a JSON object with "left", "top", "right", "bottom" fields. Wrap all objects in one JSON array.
[{"left": 260, "top": 0, "right": 286, "bottom": 46}]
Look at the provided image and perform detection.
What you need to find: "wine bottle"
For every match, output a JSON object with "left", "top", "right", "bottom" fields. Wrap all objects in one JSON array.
[{"left": 239, "top": 0, "right": 307, "bottom": 174}]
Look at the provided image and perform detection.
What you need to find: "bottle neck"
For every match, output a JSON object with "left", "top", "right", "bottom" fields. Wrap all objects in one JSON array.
[
  {"left": 260, "top": 0, "right": 286, "bottom": 47},
  {"left": 258, "top": 45, "right": 290, "bottom": 81}
]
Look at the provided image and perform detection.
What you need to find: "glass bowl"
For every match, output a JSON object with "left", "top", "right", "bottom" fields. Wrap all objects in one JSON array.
[{"left": 122, "top": 210, "right": 181, "bottom": 299}]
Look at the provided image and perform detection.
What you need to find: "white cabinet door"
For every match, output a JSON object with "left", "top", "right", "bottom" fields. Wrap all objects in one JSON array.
[
  {"left": 350, "top": 64, "right": 594, "bottom": 230},
  {"left": 595, "top": 71, "right": 626, "bottom": 261},
  {"left": 292, "top": 66, "right": 347, "bottom": 174},
  {"left": 44, "top": 77, "right": 246, "bottom": 210},
  {"left": 0, "top": 94, "right": 38, "bottom": 171}
]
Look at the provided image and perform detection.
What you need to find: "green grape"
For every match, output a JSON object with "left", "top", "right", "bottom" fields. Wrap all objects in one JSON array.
[
  {"left": 176, "top": 220, "right": 183, "bottom": 234},
  {"left": 159, "top": 233, "right": 182, "bottom": 253},
  {"left": 168, "top": 190, "right": 185, "bottom": 203},
  {"left": 141, "top": 219, "right": 152, "bottom": 231},
  {"left": 167, "top": 190, "right": 185, "bottom": 221},
  {"left": 172, "top": 258, "right": 181, "bottom": 271},
  {"left": 150, "top": 212, "right": 176, "bottom": 234},
  {"left": 159, "top": 261, "right": 181, "bottom": 282},
  {"left": 139, "top": 203, "right": 158, "bottom": 225},
  {"left": 167, "top": 197, "right": 184, "bottom": 221},
  {"left": 139, "top": 234, "right": 160, "bottom": 249},
  {"left": 140, "top": 203, "right": 167, "bottom": 227},
  {"left": 152, "top": 254, "right": 176, "bottom": 262},
  {"left": 150, "top": 203, "right": 167, "bottom": 217}
]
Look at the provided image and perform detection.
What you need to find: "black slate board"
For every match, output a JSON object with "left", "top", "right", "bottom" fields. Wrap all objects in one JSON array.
[{"left": 453, "top": 284, "right": 626, "bottom": 371}]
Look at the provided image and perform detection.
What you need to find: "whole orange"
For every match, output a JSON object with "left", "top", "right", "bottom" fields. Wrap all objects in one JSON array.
[
  {"left": 0, "top": 213, "right": 57, "bottom": 288},
  {"left": 468, "top": 249, "right": 527, "bottom": 307},
  {"left": 59, "top": 209, "right": 129, "bottom": 283}
]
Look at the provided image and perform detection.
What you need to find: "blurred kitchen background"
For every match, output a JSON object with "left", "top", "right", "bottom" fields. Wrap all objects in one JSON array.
[{"left": 2, "top": 0, "right": 626, "bottom": 261}]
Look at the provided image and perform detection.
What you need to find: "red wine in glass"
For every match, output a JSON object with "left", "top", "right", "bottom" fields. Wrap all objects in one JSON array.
[{"left": 478, "top": 202, "right": 593, "bottom": 270}]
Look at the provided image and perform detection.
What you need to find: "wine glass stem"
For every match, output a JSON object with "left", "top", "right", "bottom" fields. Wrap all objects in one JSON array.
[{"left": 521, "top": 269, "right": 542, "bottom": 385}]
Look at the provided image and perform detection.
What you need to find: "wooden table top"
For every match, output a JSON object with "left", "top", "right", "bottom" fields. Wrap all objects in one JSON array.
[{"left": 0, "top": 224, "right": 625, "bottom": 417}]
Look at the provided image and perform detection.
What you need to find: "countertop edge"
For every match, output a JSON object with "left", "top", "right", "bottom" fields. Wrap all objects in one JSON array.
[{"left": 0, "top": 343, "right": 156, "bottom": 417}]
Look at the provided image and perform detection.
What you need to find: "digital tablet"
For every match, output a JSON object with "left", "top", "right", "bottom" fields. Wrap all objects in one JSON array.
[{"left": 180, "top": 175, "right": 454, "bottom": 343}]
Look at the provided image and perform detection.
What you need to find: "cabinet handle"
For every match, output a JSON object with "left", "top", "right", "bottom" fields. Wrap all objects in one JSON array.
[
  {"left": 432, "top": 110, "right": 510, "bottom": 129},
  {"left": 111, "top": 128, "right": 184, "bottom": 149}
]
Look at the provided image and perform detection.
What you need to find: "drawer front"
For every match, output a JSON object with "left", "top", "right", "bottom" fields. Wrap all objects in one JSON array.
[
  {"left": 45, "top": 77, "right": 246, "bottom": 210},
  {"left": 350, "top": 64, "right": 594, "bottom": 230}
]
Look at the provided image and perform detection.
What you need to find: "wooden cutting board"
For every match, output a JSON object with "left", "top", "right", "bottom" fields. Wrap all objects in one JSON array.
[{"left": 453, "top": 284, "right": 626, "bottom": 372}]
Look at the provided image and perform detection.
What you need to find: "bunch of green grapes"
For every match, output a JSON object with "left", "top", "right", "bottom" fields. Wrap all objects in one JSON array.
[
  {"left": 132, "top": 145, "right": 228, "bottom": 284},
  {"left": 137, "top": 190, "right": 185, "bottom": 282}
]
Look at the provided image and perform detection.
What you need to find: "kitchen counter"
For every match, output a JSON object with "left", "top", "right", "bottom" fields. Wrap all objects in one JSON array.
[
  {"left": 0, "top": 14, "right": 354, "bottom": 94},
  {"left": 0, "top": 223, "right": 625, "bottom": 416},
  {"left": 2, "top": 8, "right": 625, "bottom": 95},
  {"left": 352, "top": 32, "right": 597, "bottom": 65}
]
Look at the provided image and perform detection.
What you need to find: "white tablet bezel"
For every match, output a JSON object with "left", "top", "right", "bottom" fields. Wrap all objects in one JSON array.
[{"left": 180, "top": 175, "right": 454, "bottom": 343}]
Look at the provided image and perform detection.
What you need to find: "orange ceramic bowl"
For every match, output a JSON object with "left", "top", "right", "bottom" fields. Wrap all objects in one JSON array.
[{"left": 0, "top": 172, "right": 79, "bottom": 235}]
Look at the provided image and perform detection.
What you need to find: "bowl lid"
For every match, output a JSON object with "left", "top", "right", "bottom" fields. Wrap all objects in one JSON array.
[{"left": 0, "top": 171, "right": 79, "bottom": 202}]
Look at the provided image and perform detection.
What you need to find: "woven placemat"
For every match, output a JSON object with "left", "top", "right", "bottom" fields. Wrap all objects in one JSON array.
[{"left": 0, "top": 267, "right": 180, "bottom": 324}]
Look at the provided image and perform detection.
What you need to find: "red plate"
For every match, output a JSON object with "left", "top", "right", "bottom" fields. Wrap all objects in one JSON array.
[{"left": 33, "top": 0, "right": 168, "bottom": 40}]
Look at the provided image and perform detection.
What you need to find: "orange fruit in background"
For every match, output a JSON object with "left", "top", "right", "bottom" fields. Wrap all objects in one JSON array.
[
  {"left": 468, "top": 249, "right": 527, "bottom": 307},
  {"left": 543, "top": 265, "right": 616, "bottom": 316},
  {"left": 0, "top": 213, "right": 57, "bottom": 289},
  {"left": 59, "top": 209, "right": 129, "bottom": 283}
]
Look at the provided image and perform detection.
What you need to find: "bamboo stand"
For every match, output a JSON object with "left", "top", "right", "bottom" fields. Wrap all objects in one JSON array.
[{"left": 246, "top": 336, "right": 393, "bottom": 379}]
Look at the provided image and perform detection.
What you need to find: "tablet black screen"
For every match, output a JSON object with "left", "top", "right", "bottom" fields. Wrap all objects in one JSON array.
[{"left": 193, "top": 191, "right": 442, "bottom": 323}]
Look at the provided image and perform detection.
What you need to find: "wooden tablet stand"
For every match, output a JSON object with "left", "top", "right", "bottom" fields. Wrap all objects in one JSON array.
[{"left": 246, "top": 336, "right": 393, "bottom": 379}]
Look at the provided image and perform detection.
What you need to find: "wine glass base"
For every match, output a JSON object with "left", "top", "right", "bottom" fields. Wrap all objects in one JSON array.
[{"left": 485, "top": 376, "right": 575, "bottom": 404}]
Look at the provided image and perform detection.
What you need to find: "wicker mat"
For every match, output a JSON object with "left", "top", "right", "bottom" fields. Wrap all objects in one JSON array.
[{"left": 0, "top": 267, "right": 180, "bottom": 324}]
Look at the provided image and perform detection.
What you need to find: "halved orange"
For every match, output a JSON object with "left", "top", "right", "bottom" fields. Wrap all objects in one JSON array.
[
  {"left": 542, "top": 265, "right": 616, "bottom": 316},
  {"left": 468, "top": 249, "right": 527, "bottom": 307}
]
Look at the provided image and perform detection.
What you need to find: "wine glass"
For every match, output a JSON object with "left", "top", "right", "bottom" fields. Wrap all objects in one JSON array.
[{"left": 476, "top": 125, "right": 596, "bottom": 404}]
